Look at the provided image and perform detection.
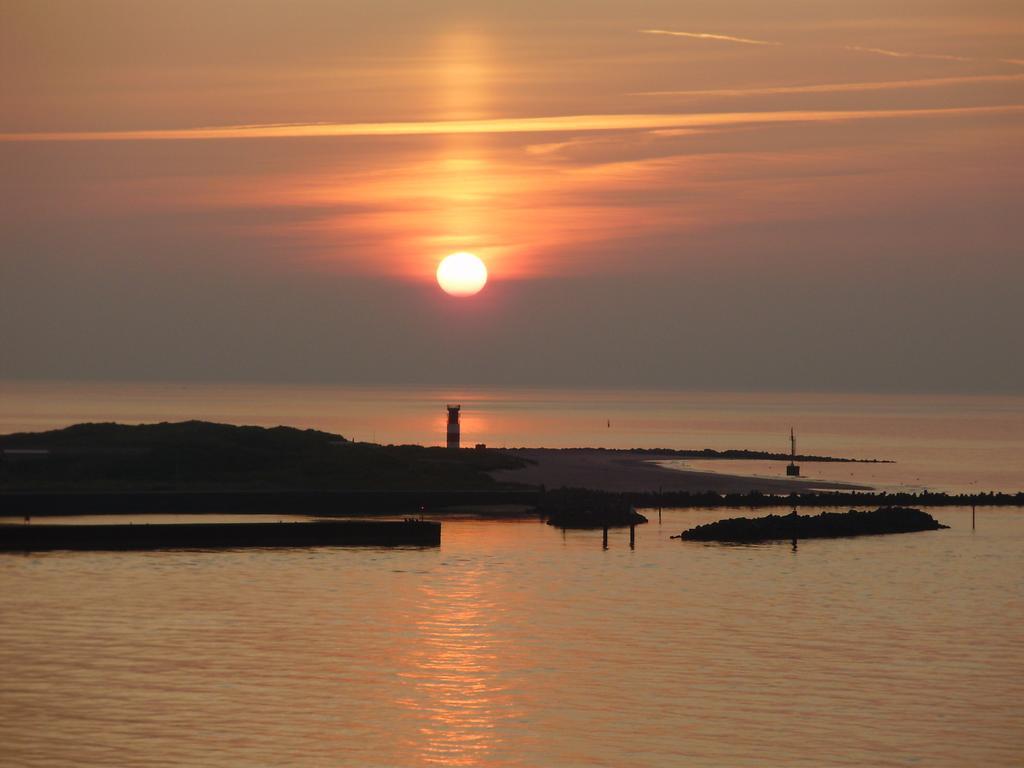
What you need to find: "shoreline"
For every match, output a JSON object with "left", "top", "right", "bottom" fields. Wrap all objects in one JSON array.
[{"left": 490, "top": 449, "right": 871, "bottom": 494}]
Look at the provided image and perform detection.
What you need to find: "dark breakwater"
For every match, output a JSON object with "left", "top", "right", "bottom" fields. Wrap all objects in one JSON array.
[
  {"left": 679, "top": 507, "right": 948, "bottom": 542},
  {"left": 0, "top": 519, "right": 441, "bottom": 551},
  {"left": 0, "top": 489, "right": 539, "bottom": 517},
  {"left": 626, "top": 489, "right": 1024, "bottom": 509},
  {"left": 545, "top": 508, "right": 648, "bottom": 529},
  {"left": 540, "top": 488, "right": 648, "bottom": 529}
]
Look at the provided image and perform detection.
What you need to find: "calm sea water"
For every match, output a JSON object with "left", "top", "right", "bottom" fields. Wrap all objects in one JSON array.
[
  {"left": 2, "top": 381, "right": 1023, "bottom": 492},
  {"left": 2, "top": 383, "right": 1022, "bottom": 765},
  {"left": 1, "top": 507, "right": 1021, "bottom": 767}
]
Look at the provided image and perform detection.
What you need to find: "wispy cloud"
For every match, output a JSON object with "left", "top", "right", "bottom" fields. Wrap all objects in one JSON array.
[
  {"left": 632, "top": 73, "right": 1024, "bottom": 99},
  {"left": 845, "top": 45, "right": 1024, "bottom": 68},
  {"left": 3, "top": 105, "right": 1021, "bottom": 143},
  {"left": 844, "top": 45, "right": 975, "bottom": 63},
  {"left": 642, "top": 29, "right": 1024, "bottom": 70},
  {"left": 641, "top": 29, "right": 781, "bottom": 47}
]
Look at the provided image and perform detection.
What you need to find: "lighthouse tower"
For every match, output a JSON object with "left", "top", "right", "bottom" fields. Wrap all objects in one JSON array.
[
  {"left": 446, "top": 405, "right": 461, "bottom": 449},
  {"left": 786, "top": 428, "right": 801, "bottom": 477}
]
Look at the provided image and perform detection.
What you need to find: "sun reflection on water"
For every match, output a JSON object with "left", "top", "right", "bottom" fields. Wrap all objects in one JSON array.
[{"left": 397, "top": 563, "right": 516, "bottom": 766}]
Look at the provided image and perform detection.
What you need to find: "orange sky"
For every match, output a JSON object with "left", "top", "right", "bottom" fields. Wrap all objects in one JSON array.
[{"left": 1, "top": 1, "right": 1022, "bottom": 391}]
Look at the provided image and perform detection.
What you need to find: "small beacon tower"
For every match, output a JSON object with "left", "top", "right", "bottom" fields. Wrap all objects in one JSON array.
[
  {"left": 786, "top": 428, "right": 800, "bottom": 477},
  {"left": 446, "top": 404, "right": 461, "bottom": 449}
]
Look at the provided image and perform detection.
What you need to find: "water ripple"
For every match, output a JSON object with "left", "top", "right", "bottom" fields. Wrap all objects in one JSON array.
[{"left": 0, "top": 508, "right": 1021, "bottom": 767}]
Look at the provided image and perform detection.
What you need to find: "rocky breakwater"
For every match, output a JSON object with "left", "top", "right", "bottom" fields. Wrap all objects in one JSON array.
[
  {"left": 678, "top": 506, "right": 948, "bottom": 542},
  {"left": 541, "top": 488, "right": 648, "bottom": 529}
]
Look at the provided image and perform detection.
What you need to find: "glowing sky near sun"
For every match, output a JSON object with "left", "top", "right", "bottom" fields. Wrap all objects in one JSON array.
[{"left": 1, "top": 1, "right": 1022, "bottom": 391}]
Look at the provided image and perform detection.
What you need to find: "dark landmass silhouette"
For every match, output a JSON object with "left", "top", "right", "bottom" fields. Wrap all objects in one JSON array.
[
  {"left": 0, "top": 421, "right": 526, "bottom": 492},
  {"left": 0, "top": 424, "right": 883, "bottom": 496},
  {"left": 2, "top": 423, "right": 1020, "bottom": 519},
  {"left": 678, "top": 507, "right": 948, "bottom": 542}
]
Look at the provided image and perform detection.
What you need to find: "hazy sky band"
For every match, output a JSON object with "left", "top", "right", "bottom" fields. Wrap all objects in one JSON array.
[{"left": 4, "top": 105, "right": 1022, "bottom": 143}]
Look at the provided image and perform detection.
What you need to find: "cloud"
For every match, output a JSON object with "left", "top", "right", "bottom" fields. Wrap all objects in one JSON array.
[
  {"left": 3, "top": 105, "right": 1021, "bottom": 144},
  {"left": 845, "top": 45, "right": 1024, "bottom": 68},
  {"left": 632, "top": 73, "right": 1024, "bottom": 98},
  {"left": 843, "top": 45, "right": 975, "bottom": 63},
  {"left": 642, "top": 29, "right": 1024, "bottom": 70},
  {"left": 640, "top": 29, "right": 781, "bottom": 47}
]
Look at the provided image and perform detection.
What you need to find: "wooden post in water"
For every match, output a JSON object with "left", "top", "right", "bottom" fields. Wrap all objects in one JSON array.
[
  {"left": 602, "top": 526, "right": 608, "bottom": 550},
  {"left": 972, "top": 504, "right": 976, "bottom": 530},
  {"left": 629, "top": 524, "right": 635, "bottom": 549},
  {"left": 658, "top": 486, "right": 663, "bottom": 524}
]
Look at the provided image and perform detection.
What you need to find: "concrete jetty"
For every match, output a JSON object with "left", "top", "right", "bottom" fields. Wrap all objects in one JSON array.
[{"left": 0, "top": 519, "right": 441, "bottom": 552}]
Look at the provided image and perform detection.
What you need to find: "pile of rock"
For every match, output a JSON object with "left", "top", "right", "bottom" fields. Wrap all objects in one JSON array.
[
  {"left": 541, "top": 488, "right": 648, "bottom": 529},
  {"left": 678, "top": 506, "right": 947, "bottom": 542}
]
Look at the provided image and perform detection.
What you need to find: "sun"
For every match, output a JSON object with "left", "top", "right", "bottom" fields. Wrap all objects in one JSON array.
[{"left": 436, "top": 252, "right": 488, "bottom": 297}]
